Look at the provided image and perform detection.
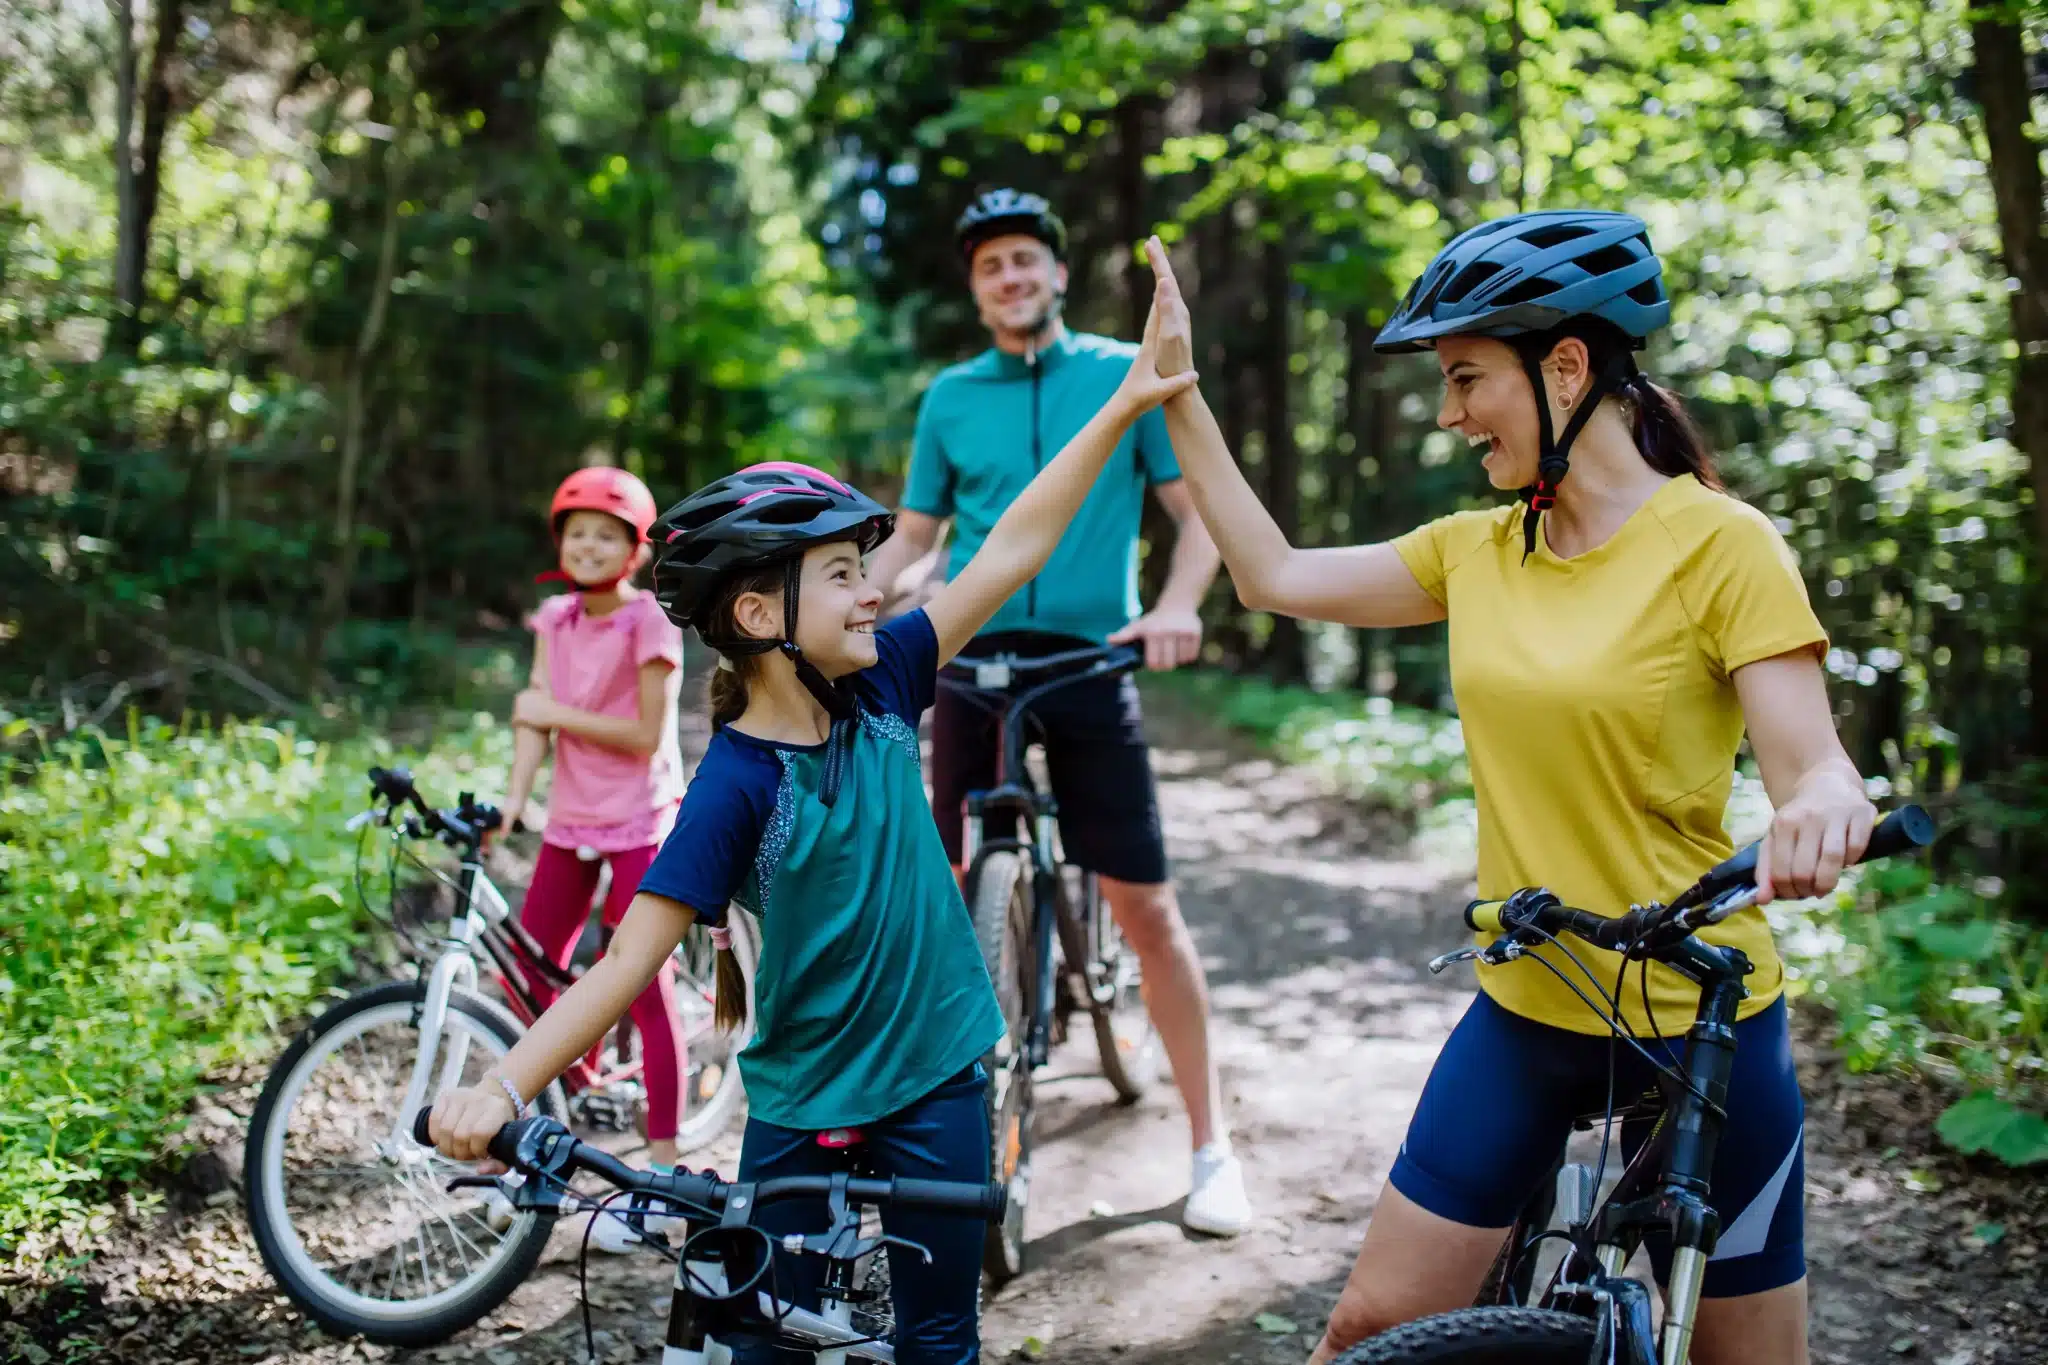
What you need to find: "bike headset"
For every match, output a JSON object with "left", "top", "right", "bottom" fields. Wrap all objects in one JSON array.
[
  {"left": 651, "top": 463, "right": 896, "bottom": 801},
  {"left": 955, "top": 187, "right": 1069, "bottom": 351},
  {"left": 1374, "top": 209, "right": 1674, "bottom": 562},
  {"left": 538, "top": 465, "right": 660, "bottom": 593}
]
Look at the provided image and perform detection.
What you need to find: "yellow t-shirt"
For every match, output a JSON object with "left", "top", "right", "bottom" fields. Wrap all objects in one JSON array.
[{"left": 1393, "top": 474, "right": 1828, "bottom": 1036}]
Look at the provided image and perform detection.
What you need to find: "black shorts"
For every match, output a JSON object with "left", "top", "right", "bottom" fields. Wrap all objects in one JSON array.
[{"left": 930, "top": 631, "right": 1169, "bottom": 886}]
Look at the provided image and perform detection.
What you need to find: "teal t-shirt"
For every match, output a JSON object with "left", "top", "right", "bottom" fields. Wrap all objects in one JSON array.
[
  {"left": 904, "top": 330, "right": 1182, "bottom": 643},
  {"left": 637, "top": 610, "right": 1005, "bottom": 1130}
]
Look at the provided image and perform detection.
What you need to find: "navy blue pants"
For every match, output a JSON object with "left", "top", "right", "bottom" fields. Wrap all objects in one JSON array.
[
  {"left": 1390, "top": 993, "right": 1806, "bottom": 1298},
  {"left": 728, "top": 1064, "right": 989, "bottom": 1364}
]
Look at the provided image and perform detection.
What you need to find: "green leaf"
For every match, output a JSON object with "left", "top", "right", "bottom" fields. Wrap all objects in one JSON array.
[
  {"left": 1973, "top": 1222, "right": 2006, "bottom": 1247},
  {"left": 1018, "top": 1338, "right": 1046, "bottom": 1359},
  {"left": 1936, "top": 1093, "right": 2048, "bottom": 1166},
  {"left": 1254, "top": 1313, "right": 1299, "bottom": 1335},
  {"left": 1910, "top": 920, "right": 1998, "bottom": 961}
]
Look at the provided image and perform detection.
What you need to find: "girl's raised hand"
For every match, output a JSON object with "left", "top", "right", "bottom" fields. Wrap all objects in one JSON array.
[{"left": 1112, "top": 236, "right": 1200, "bottom": 415}]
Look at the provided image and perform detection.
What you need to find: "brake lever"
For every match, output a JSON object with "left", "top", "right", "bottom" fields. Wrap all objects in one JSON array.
[
  {"left": 1427, "top": 947, "right": 1483, "bottom": 975},
  {"left": 879, "top": 1232, "right": 934, "bottom": 1266}
]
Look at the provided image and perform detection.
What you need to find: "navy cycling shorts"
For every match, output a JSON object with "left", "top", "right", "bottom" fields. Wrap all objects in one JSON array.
[{"left": 1389, "top": 992, "right": 1806, "bottom": 1299}]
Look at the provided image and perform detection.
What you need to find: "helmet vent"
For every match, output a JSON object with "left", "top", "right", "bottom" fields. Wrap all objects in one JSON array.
[
  {"left": 1493, "top": 276, "right": 1559, "bottom": 308},
  {"left": 1441, "top": 260, "right": 1503, "bottom": 305},
  {"left": 1578, "top": 242, "right": 1642, "bottom": 277},
  {"left": 1520, "top": 223, "right": 1595, "bottom": 249}
]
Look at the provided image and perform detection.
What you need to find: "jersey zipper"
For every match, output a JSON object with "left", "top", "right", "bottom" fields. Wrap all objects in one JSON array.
[{"left": 1026, "top": 343, "right": 1042, "bottom": 621}]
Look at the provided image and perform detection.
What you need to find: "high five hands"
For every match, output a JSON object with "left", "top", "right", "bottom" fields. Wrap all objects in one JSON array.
[{"left": 1112, "top": 235, "right": 1202, "bottom": 415}]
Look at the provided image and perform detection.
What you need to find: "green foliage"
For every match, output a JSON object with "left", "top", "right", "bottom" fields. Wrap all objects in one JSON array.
[
  {"left": 1147, "top": 670, "right": 1470, "bottom": 812},
  {"left": 0, "top": 711, "right": 514, "bottom": 1254},
  {"left": 1772, "top": 857, "right": 2048, "bottom": 1165}
]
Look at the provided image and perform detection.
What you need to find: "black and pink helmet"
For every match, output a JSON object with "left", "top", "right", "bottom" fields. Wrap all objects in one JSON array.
[{"left": 652, "top": 461, "right": 894, "bottom": 636}]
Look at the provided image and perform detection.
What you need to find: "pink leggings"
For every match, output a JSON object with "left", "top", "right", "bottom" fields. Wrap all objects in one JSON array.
[{"left": 519, "top": 841, "right": 684, "bottom": 1142}]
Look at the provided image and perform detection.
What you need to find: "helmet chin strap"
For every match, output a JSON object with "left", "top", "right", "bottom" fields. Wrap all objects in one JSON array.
[{"left": 1512, "top": 345, "right": 1638, "bottom": 563}]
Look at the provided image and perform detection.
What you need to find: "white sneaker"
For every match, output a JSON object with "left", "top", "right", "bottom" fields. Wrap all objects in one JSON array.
[
  {"left": 585, "top": 1204, "right": 684, "bottom": 1254},
  {"left": 1183, "top": 1140, "right": 1251, "bottom": 1237},
  {"left": 480, "top": 1185, "right": 517, "bottom": 1233}
]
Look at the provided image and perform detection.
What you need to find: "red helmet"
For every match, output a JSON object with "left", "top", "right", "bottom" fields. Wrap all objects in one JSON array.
[{"left": 550, "top": 466, "right": 658, "bottom": 543}]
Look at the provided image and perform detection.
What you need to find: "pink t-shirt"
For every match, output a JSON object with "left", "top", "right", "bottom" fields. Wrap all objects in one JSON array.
[{"left": 530, "top": 592, "right": 685, "bottom": 851}]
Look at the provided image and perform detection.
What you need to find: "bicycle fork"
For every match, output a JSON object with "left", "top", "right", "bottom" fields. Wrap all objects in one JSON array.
[
  {"left": 391, "top": 861, "right": 497, "bottom": 1147},
  {"left": 1027, "top": 812, "right": 1060, "bottom": 1068}
]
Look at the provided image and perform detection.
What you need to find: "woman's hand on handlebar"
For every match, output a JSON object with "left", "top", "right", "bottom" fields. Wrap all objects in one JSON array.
[
  {"left": 1754, "top": 764, "right": 1876, "bottom": 905},
  {"left": 426, "top": 1080, "right": 518, "bottom": 1170}
]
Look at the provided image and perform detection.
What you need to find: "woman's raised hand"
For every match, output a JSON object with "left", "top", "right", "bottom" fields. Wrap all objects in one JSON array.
[
  {"left": 1144, "top": 236, "right": 1194, "bottom": 379},
  {"left": 1112, "top": 235, "right": 1201, "bottom": 414}
]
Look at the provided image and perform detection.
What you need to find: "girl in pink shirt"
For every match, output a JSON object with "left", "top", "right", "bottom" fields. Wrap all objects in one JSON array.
[{"left": 501, "top": 468, "right": 688, "bottom": 1234}]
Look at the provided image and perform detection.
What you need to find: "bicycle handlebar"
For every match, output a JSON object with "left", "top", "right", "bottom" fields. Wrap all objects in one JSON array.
[
  {"left": 409, "top": 1110, "right": 1005, "bottom": 1223},
  {"left": 353, "top": 766, "right": 502, "bottom": 848},
  {"left": 1462, "top": 804, "right": 1935, "bottom": 955},
  {"left": 942, "top": 641, "right": 1143, "bottom": 683}
]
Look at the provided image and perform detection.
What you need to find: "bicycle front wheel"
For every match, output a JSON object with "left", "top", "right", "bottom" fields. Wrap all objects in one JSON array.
[
  {"left": 1332, "top": 1308, "right": 1596, "bottom": 1364},
  {"left": 1063, "top": 868, "right": 1159, "bottom": 1103},
  {"left": 245, "top": 980, "right": 564, "bottom": 1345},
  {"left": 968, "top": 848, "right": 1034, "bottom": 1287}
]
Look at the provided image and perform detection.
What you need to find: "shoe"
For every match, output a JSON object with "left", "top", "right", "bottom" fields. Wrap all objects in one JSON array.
[
  {"left": 1183, "top": 1140, "right": 1251, "bottom": 1237},
  {"left": 585, "top": 1184, "right": 685, "bottom": 1254},
  {"left": 480, "top": 1185, "right": 517, "bottom": 1233}
]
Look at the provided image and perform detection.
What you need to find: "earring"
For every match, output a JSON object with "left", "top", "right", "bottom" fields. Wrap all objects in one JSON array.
[{"left": 1561, "top": 392, "right": 1574, "bottom": 410}]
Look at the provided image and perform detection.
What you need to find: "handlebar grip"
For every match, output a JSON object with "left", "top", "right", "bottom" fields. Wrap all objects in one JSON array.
[
  {"left": 1861, "top": 803, "right": 1936, "bottom": 862},
  {"left": 891, "top": 1177, "right": 1009, "bottom": 1224},
  {"left": 1464, "top": 900, "right": 1505, "bottom": 934},
  {"left": 412, "top": 1107, "right": 435, "bottom": 1146}
]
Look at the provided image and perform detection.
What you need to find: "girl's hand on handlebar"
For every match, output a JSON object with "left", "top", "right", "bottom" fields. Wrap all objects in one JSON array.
[
  {"left": 1754, "top": 765, "right": 1876, "bottom": 905},
  {"left": 427, "top": 1082, "right": 517, "bottom": 1171}
]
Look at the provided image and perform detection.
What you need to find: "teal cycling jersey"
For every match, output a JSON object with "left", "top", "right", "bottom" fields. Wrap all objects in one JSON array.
[{"left": 904, "top": 330, "right": 1181, "bottom": 644}]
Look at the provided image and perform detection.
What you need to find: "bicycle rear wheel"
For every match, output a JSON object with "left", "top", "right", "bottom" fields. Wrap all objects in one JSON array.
[
  {"left": 245, "top": 980, "right": 565, "bottom": 1345},
  {"left": 968, "top": 848, "right": 1034, "bottom": 1286},
  {"left": 1330, "top": 1308, "right": 1595, "bottom": 1364},
  {"left": 1062, "top": 868, "right": 1159, "bottom": 1103}
]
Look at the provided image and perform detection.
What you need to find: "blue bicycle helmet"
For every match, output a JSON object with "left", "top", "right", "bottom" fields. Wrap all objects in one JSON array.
[{"left": 1376, "top": 210, "right": 1673, "bottom": 560}]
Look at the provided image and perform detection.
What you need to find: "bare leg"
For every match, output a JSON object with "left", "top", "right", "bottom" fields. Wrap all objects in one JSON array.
[
  {"left": 1307, "top": 1182, "right": 1508, "bottom": 1362},
  {"left": 1098, "top": 875, "right": 1218, "bottom": 1149},
  {"left": 1690, "top": 1280, "right": 1808, "bottom": 1365}
]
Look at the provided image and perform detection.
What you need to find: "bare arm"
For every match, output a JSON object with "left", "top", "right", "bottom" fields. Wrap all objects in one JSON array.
[
  {"left": 1139, "top": 238, "right": 1442, "bottom": 629},
  {"left": 516, "top": 659, "right": 674, "bottom": 758},
  {"left": 1158, "top": 384, "right": 1441, "bottom": 628},
  {"left": 1149, "top": 479, "right": 1221, "bottom": 615},
  {"left": 505, "top": 638, "right": 551, "bottom": 827},
  {"left": 432, "top": 891, "right": 697, "bottom": 1160},
  {"left": 1734, "top": 649, "right": 1877, "bottom": 904},
  {"left": 868, "top": 509, "right": 946, "bottom": 618}
]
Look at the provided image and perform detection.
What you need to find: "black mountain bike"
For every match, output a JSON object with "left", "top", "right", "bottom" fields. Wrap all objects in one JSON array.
[
  {"left": 1339, "top": 803, "right": 1935, "bottom": 1365},
  {"left": 939, "top": 641, "right": 1163, "bottom": 1285},
  {"left": 409, "top": 1109, "right": 1004, "bottom": 1364}
]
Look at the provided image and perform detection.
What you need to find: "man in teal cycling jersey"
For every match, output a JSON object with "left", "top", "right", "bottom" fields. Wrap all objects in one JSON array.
[{"left": 866, "top": 187, "right": 1248, "bottom": 1236}]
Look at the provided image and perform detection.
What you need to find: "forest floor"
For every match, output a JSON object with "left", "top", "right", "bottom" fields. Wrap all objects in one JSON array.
[{"left": 7, "top": 691, "right": 2044, "bottom": 1365}]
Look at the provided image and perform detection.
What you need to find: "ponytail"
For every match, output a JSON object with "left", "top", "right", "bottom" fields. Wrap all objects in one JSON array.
[
  {"left": 713, "top": 942, "right": 749, "bottom": 1034},
  {"left": 1625, "top": 374, "right": 1722, "bottom": 491},
  {"left": 707, "top": 665, "right": 749, "bottom": 729}
]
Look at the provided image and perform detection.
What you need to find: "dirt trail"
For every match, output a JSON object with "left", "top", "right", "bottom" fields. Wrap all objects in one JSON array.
[{"left": 8, "top": 695, "right": 2044, "bottom": 1365}]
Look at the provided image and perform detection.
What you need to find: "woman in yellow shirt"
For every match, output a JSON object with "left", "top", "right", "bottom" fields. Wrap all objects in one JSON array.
[{"left": 1139, "top": 216, "right": 1876, "bottom": 1365}]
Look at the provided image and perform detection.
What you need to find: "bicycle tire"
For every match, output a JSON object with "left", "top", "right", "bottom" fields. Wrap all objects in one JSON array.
[
  {"left": 1061, "top": 870, "right": 1158, "bottom": 1103},
  {"left": 967, "top": 849, "right": 1034, "bottom": 1286},
  {"left": 1476, "top": 1154, "right": 1560, "bottom": 1307},
  {"left": 1330, "top": 1308, "right": 1597, "bottom": 1364},
  {"left": 246, "top": 980, "right": 565, "bottom": 1346}
]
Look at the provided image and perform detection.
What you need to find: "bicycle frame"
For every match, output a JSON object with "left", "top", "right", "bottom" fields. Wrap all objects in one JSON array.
[
  {"left": 1537, "top": 934, "right": 1750, "bottom": 1365},
  {"left": 950, "top": 643, "right": 1141, "bottom": 1068}
]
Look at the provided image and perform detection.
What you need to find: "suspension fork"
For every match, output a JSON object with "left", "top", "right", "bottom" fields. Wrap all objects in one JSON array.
[
  {"left": 392, "top": 858, "right": 487, "bottom": 1144},
  {"left": 1027, "top": 807, "right": 1061, "bottom": 1068}
]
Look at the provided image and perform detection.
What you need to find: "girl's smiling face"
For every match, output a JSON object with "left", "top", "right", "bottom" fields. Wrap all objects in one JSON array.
[
  {"left": 729, "top": 540, "right": 883, "bottom": 678},
  {"left": 557, "top": 509, "right": 638, "bottom": 586}
]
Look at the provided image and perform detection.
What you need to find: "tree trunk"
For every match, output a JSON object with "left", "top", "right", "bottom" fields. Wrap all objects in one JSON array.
[
  {"left": 1970, "top": 12, "right": 2048, "bottom": 916},
  {"left": 112, "top": 0, "right": 186, "bottom": 353},
  {"left": 1342, "top": 311, "right": 1381, "bottom": 690},
  {"left": 109, "top": 0, "right": 139, "bottom": 343},
  {"left": 1115, "top": 96, "right": 1154, "bottom": 343}
]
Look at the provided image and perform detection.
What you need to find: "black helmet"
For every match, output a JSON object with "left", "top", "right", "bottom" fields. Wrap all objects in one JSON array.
[
  {"left": 1375, "top": 210, "right": 1670, "bottom": 354},
  {"left": 954, "top": 188, "right": 1067, "bottom": 266},
  {"left": 1377, "top": 210, "right": 1674, "bottom": 563}
]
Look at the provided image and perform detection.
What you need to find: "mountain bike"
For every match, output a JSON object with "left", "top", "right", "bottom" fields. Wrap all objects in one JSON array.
[
  {"left": 1335, "top": 803, "right": 1935, "bottom": 1365},
  {"left": 407, "top": 1107, "right": 1006, "bottom": 1363},
  {"left": 245, "top": 765, "right": 758, "bottom": 1346},
  {"left": 939, "top": 641, "right": 1162, "bottom": 1285}
]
